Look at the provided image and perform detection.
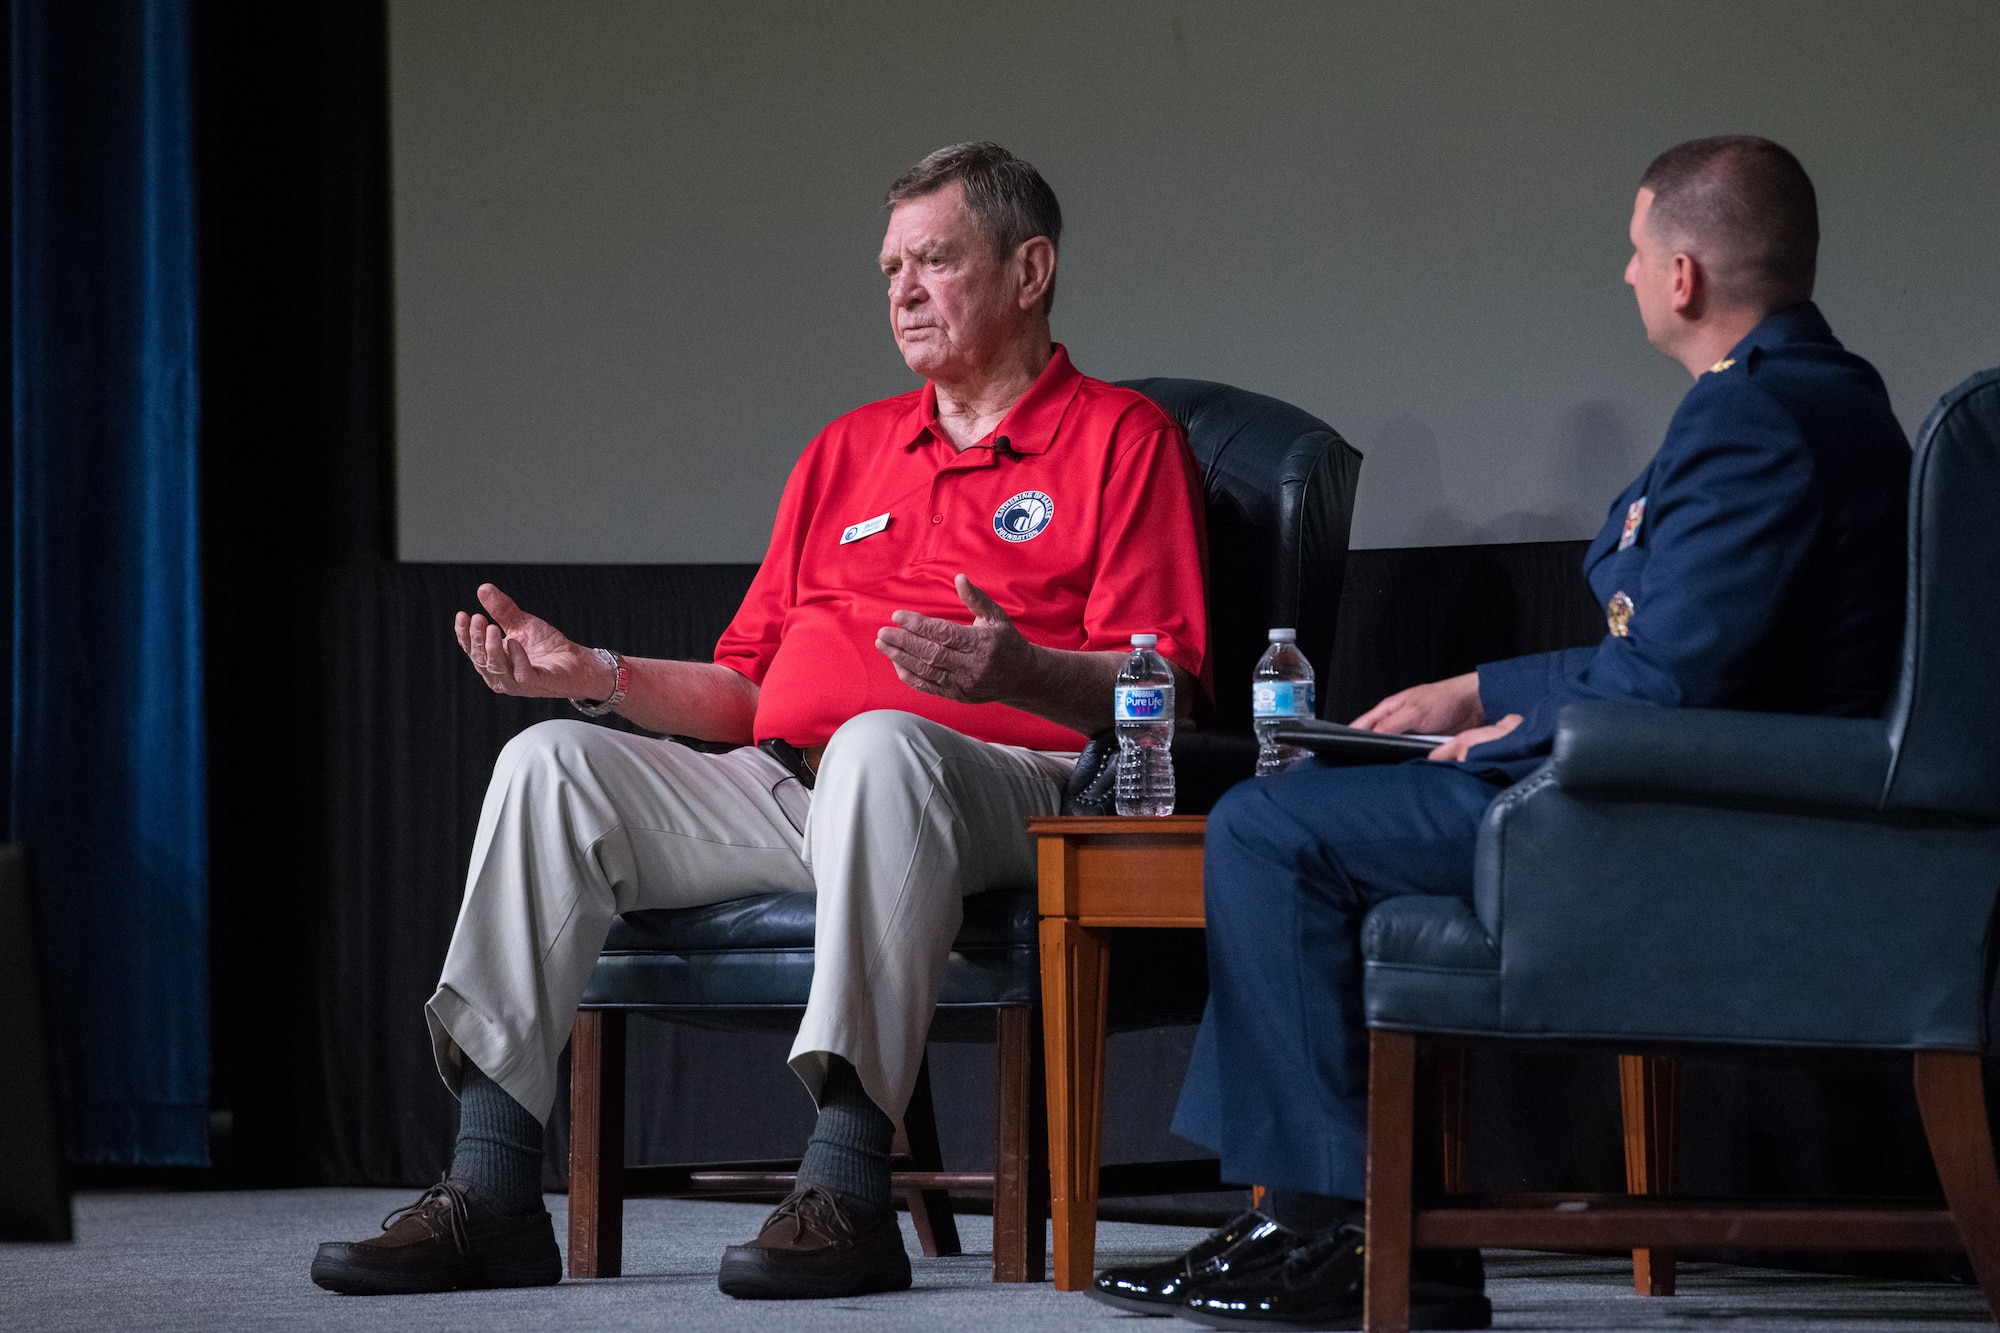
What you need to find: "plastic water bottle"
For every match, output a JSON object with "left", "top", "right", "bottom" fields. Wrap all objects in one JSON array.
[
  {"left": 1113, "top": 634, "right": 1176, "bottom": 816},
  {"left": 1253, "top": 627, "right": 1316, "bottom": 776}
]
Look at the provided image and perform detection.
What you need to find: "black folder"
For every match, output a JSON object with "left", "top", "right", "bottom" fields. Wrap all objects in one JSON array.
[{"left": 1271, "top": 720, "right": 1448, "bottom": 765}]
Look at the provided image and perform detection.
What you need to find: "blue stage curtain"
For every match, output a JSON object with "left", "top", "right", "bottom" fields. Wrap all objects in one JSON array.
[{"left": 11, "top": 0, "right": 208, "bottom": 1164}]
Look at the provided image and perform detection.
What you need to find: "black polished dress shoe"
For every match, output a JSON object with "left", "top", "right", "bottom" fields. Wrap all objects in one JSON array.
[
  {"left": 310, "top": 1176, "right": 561, "bottom": 1295},
  {"left": 1090, "top": 1210, "right": 1303, "bottom": 1314},
  {"left": 717, "top": 1185, "right": 912, "bottom": 1300},
  {"left": 1176, "top": 1225, "right": 1490, "bottom": 1331}
]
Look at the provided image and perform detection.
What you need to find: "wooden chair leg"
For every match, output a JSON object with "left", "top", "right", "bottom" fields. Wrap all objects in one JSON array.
[
  {"left": 567, "top": 1009, "right": 626, "bottom": 1279},
  {"left": 1040, "top": 920, "right": 1109, "bottom": 1290},
  {"left": 1436, "top": 1037, "right": 1472, "bottom": 1196},
  {"left": 1914, "top": 1050, "right": 2000, "bottom": 1321},
  {"left": 1027, "top": 1006, "right": 1050, "bottom": 1282},
  {"left": 896, "top": 1051, "right": 961, "bottom": 1258},
  {"left": 994, "top": 1004, "right": 1048, "bottom": 1281},
  {"left": 1618, "top": 1053, "right": 1679, "bottom": 1296},
  {"left": 1364, "top": 1028, "right": 1418, "bottom": 1333}
]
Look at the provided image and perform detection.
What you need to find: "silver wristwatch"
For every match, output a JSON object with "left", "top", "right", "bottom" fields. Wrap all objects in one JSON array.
[{"left": 569, "top": 647, "right": 629, "bottom": 716}]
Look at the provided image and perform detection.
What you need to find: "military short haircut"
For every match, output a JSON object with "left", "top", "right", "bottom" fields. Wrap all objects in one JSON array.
[
  {"left": 886, "top": 142, "right": 1063, "bottom": 312},
  {"left": 1640, "top": 136, "right": 1819, "bottom": 311}
]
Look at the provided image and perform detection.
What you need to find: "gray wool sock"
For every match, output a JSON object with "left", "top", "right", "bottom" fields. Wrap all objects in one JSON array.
[
  {"left": 795, "top": 1057, "right": 895, "bottom": 1221},
  {"left": 450, "top": 1062, "right": 546, "bottom": 1216}
]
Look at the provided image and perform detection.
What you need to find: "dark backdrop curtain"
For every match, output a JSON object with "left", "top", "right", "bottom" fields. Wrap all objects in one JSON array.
[
  {"left": 11, "top": 0, "right": 208, "bottom": 1164},
  {"left": 193, "top": 0, "right": 398, "bottom": 1186}
]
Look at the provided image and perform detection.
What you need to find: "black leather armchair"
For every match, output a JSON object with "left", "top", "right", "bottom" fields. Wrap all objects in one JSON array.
[
  {"left": 1358, "top": 367, "right": 2000, "bottom": 1330},
  {"left": 565, "top": 379, "right": 1361, "bottom": 1281}
]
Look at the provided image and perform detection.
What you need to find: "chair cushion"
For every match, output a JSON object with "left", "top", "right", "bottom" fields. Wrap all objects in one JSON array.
[
  {"left": 605, "top": 891, "right": 819, "bottom": 952},
  {"left": 605, "top": 885, "right": 1037, "bottom": 953},
  {"left": 1360, "top": 896, "right": 1502, "bottom": 1034},
  {"left": 585, "top": 887, "right": 1040, "bottom": 1035},
  {"left": 584, "top": 887, "right": 1210, "bottom": 1038}
]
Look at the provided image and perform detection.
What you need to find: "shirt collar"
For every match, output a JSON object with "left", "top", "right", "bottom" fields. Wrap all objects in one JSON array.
[
  {"left": 901, "top": 343, "right": 1083, "bottom": 455},
  {"left": 1728, "top": 300, "right": 1838, "bottom": 365}
]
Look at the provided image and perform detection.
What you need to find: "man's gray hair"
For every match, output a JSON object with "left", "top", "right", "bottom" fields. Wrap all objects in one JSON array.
[{"left": 886, "top": 142, "right": 1063, "bottom": 312}]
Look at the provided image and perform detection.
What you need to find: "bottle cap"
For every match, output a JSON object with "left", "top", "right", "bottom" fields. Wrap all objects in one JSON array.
[
  {"left": 1130, "top": 633, "right": 1158, "bottom": 647},
  {"left": 1268, "top": 627, "right": 1297, "bottom": 642}
]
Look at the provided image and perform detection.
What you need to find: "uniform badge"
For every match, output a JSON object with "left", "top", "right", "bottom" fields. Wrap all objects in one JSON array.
[
  {"left": 993, "top": 490, "right": 1053, "bottom": 542},
  {"left": 1607, "top": 591, "right": 1634, "bottom": 637},
  {"left": 1618, "top": 496, "right": 1646, "bottom": 551},
  {"left": 1708, "top": 357, "right": 1736, "bottom": 374}
]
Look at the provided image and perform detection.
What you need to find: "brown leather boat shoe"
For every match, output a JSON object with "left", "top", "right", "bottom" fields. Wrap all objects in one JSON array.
[
  {"left": 717, "top": 1185, "right": 912, "bottom": 1300},
  {"left": 310, "top": 1176, "right": 561, "bottom": 1295}
]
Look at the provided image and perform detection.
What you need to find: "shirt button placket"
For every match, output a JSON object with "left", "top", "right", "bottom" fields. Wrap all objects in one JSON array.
[{"left": 920, "top": 476, "right": 946, "bottom": 559}]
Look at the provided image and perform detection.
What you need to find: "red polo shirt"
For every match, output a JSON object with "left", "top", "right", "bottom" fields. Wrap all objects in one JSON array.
[{"left": 715, "top": 345, "right": 1210, "bottom": 750}]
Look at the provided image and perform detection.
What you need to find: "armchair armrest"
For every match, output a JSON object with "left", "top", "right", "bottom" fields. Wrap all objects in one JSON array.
[{"left": 1548, "top": 702, "right": 1891, "bottom": 811}]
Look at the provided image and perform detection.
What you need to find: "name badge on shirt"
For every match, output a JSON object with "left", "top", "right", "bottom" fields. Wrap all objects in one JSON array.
[
  {"left": 839, "top": 512, "right": 891, "bottom": 545},
  {"left": 1618, "top": 496, "right": 1646, "bottom": 551}
]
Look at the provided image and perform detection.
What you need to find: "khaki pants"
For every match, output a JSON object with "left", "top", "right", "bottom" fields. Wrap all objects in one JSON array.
[{"left": 426, "top": 709, "right": 1071, "bottom": 1123}]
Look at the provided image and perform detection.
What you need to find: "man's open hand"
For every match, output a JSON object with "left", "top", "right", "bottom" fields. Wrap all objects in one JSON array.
[
  {"left": 1426, "top": 714, "right": 1523, "bottom": 763},
  {"left": 875, "top": 575, "right": 1039, "bottom": 705},
  {"left": 454, "top": 583, "right": 612, "bottom": 700},
  {"left": 1351, "top": 671, "right": 1485, "bottom": 736}
]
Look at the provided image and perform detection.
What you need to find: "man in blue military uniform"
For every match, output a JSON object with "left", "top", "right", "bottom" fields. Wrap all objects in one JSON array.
[{"left": 1093, "top": 137, "right": 1912, "bottom": 1329}]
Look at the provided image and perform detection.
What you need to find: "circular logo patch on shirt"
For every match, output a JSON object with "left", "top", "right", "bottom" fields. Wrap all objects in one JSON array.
[{"left": 993, "top": 490, "right": 1054, "bottom": 542}]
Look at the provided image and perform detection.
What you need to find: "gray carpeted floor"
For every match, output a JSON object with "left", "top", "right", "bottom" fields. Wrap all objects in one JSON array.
[{"left": 0, "top": 1190, "right": 1992, "bottom": 1331}]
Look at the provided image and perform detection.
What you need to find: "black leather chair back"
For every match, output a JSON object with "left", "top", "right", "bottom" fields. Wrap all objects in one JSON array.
[
  {"left": 1118, "top": 379, "right": 1361, "bottom": 725},
  {"left": 1884, "top": 368, "right": 2000, "bottom": 821}
]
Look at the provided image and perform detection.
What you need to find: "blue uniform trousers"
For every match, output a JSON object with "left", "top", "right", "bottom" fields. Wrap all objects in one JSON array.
[{"left": 1170, "top": 760, "right": 1506, "bottom": 1199}]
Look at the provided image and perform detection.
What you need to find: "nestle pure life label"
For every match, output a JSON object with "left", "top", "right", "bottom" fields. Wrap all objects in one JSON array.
[
  {"left": 1115, "top": 685, "right": 1173, "bottom": 722},
  {"left": 1252, "top": 680, "right": 1315, "bottom": 719}
]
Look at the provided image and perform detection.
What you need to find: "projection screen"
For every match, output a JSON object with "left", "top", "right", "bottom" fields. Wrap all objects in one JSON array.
[{"left": 389, "top": 0, "right": 2000, "bottom": 563}]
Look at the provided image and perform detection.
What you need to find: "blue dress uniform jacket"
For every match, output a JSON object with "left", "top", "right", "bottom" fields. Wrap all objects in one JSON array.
[
  {"left": 1468, "top": 302, "right": 1910, "bottom": 779},
  {"left": 1169, "top": 302, "right": 1911, "bottom": 1201}
]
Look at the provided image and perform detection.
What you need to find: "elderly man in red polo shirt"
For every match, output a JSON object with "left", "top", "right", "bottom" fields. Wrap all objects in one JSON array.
[{"left": 311, "top": 143, "right": 1210, "bottom": 1301}]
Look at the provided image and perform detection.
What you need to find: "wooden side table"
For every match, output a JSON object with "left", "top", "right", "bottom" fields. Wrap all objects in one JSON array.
[{"left": 1029, "top": 815, "right": 1207, "bottom": 1290}]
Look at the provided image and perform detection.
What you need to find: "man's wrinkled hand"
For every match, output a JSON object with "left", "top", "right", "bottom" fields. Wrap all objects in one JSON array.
[
  {"left": 453, "top": 583, "right": 610, "bottom": 700},
  {"left": 875, "top": 574, "right": 1038, "bottom": 705},
  {"left": 1351, "top": 671, "right": 1485, "bottom": 736},
  {"left": 1426, "top": 714, "right": 1523, "bottom": 763}
]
